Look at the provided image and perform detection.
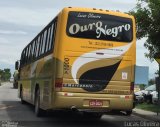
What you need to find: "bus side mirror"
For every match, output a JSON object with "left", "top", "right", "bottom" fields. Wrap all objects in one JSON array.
[{"left": 15, "top": 61, "right": 19, "bottom": 70}]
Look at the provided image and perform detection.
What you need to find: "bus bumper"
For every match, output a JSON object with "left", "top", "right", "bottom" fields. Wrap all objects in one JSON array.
[{"left": 52, "top": 92, "right": 134, "bottom": 111}]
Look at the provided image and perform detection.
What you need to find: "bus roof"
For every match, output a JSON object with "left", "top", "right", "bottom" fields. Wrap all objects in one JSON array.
[{"left": 62, "top": 7, "right": 134, "bottom": 19}]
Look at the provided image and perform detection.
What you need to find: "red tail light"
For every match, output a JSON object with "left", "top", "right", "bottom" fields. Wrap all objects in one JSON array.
[
  {"left": 125, "top": 96, "right": 129, "bottom": 99},
  {"left": 55, "top": 82, "right": 63, "bottom": 88},
  {"left": 55, "top": 78, "right": 63, "bottom": 91}
]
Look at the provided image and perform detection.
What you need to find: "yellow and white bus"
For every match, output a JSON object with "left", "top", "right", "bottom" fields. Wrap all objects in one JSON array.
[{"left": 15, "top": 7, "right": 136, "bottom": 118}]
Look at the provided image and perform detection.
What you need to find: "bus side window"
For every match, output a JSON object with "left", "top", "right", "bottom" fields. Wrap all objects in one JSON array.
[
  {"left": 39, "top": 34, "right": 44, "bottom": 56},
  {"left": 21, "top": 50, "right": 25, "bottom": 66},
  {"left": 38, "top": 36, "right": 41, "bottom": 57},
  {"left": 48, "top": 24, "right": 54, "bottom": 51},
  {"left": 43, "top": 30, "right": 47, "bottom": 54},
  {"left": 48, "top": 19, "right": 57, "bottom": 52},
  {"left": 31, "top": 41, "right": 35, "bottom": 61},
  {"left": 25, "top": 47, "right": 28, "bottom": 64},
  {"left": 45, "top": 27, "right": 51, "bottom": 53},
  {"left": 48, "top": 25, "right": 53, "bottom": 51},
  {"left": 28, "top": 44, "right": 31, "bottom": 62},
  {"left": 20, "top": 16, "right": 58, "bottom": 65},
  {"left": 40, "top": 34, "right": 45, "bottom": 55},
  {"left": 34, "top": 40, "right": 37, "bottom": 59},
  {"left": 35, "top": 37, "right": 40, "bottom": 58},
  {"left": 23, "top": 49, "right": 26, "bottom": 65},
  {"left": 38, "top": 35, "right": 43, "bottom": 57},
  {"left": 48, "top": 23, "right": 54, "bottom": 51},
  {"left": 52, "top": 21, "right": 57, "bottom": 50}
]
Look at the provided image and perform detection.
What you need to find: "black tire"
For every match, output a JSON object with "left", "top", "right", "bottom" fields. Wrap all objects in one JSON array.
[
  {"left": 83, "top": 112, "right": 102, "bottom": 119},
  {"left": 125, "top": 110, "right": 132, "bottom": 116},
  {"left": 13, "top": 83, "right": 15, "bottom": 88},
  {"left": 20, "top": 87, "right": 26, "bottom": 104},
  {"left": 15, "top": 82, "right": 18, "bottom": 89},
  {"left": 35, "top": 89, "right": 45, "bottom": 117},
  {"left": 13, "top": 81, "right": 18, "bottom": 89}
]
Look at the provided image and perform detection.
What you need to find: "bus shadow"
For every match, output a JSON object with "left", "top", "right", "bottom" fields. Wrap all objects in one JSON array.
[{"left": 1, "top": 100, "right": 124, "bottom": 127}]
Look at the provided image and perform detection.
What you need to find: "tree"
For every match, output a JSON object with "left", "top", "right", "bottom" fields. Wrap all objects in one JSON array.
[
  {"left": 4, "top": 69, "right": 11, "bottom": 81},
  {"left": 148, "top": 78, "right": 155, "bottom": 86},
  {"left": 139, "top": 84, "right": 145, "bottom": 90},
  {"left": 129, "top": 0, "right": 160, "bottom": 60},
  {"left": 0, "top": 68, "right": 11, "bottom": 81},
  {"left": 0, "top": 69, "right": 4, "bottom": 81}
]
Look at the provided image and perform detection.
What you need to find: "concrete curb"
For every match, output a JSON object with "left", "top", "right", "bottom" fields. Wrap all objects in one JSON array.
[{"left": 133, "top": 109, "right": 160, "bottom": 122}]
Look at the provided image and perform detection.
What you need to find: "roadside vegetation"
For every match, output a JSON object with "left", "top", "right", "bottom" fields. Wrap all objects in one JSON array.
[
  {"left": 130, "top": 0, "right": 160, "bottom": 113},
  {"left": 0, "top": 68, "right": 11, "bottom": 83},
  {"left": 130, "top": 0, "right": 160, "bottom": 60},
  {"left": 136, "top": 103, "right": 160, "bottom": 113}
]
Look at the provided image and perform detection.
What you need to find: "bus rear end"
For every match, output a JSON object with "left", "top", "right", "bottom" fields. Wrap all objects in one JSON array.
[{"left": 53, "top": 8, "right": 136, "bottom": 116}]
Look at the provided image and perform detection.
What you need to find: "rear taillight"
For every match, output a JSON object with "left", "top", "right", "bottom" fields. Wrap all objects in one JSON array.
[
  {"left": 55, "top": 78, "right": 63, "bottom": 91},
  {"left": 55, "top": 82, "right": 62, "bottom": 88},
  {"left": 125, "top": 95, "right": 129, "bottom": 99}
]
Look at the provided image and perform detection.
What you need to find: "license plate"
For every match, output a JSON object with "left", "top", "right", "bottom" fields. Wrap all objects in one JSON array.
[{"left": 89, "top": 100, "right": 103, "bottom": 107}]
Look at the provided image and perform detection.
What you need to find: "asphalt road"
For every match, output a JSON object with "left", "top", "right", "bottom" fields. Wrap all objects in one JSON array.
[{"left": 0, "top": 82, "right": 156, "bottom": 127}]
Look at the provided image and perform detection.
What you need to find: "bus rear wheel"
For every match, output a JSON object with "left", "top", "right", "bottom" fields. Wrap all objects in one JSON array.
[
  {"left": 35, "top": 89, "right": 44, "bottom": 117},
  {"left": 20, "top": 87, "right": 26, "bottom": 104}
]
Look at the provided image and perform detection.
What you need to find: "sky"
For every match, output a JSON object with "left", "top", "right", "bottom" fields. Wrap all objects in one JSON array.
[{"left": 0, "top": 0, "right": 158, "bottom": 79}]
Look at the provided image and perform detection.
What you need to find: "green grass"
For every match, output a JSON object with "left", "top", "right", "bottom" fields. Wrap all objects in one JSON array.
[{"left": 136, "top": 103, "right": 160, "bottom": 112}]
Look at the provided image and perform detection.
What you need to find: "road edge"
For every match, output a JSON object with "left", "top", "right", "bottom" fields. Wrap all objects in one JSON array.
[{"left": 133, "top": 109, "right": 160, "bottom": 122}]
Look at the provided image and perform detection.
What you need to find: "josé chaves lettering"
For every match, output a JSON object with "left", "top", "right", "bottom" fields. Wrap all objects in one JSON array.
[
  {"left": 69, "top": 21, "right": 131, "bottom": 39},
  {"left": 77, "top": 13, "right": 101, "bottom": 19}
]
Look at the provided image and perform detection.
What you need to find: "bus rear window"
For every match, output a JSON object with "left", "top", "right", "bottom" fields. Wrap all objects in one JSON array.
[{"left": 66, "top": 11, "right": 133, "bottom": 42}]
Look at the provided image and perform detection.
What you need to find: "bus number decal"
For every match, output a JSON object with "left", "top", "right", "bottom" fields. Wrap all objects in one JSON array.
[{"left": 64, "top": 57, "right": 70, "bottom": 74}]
